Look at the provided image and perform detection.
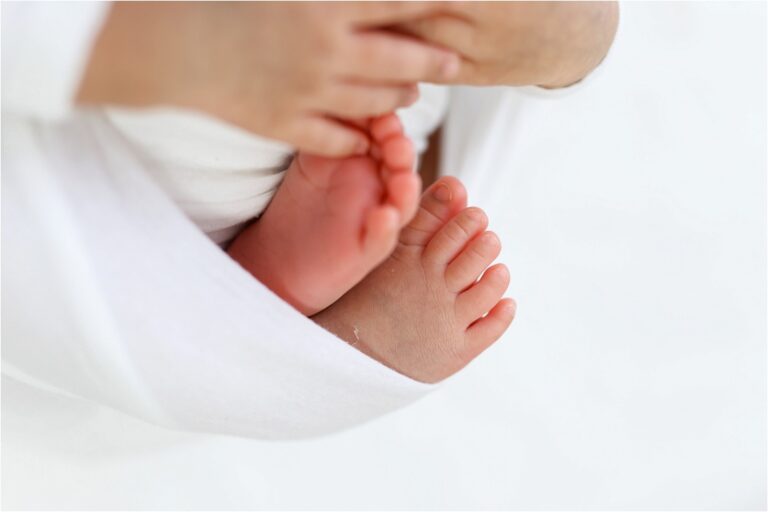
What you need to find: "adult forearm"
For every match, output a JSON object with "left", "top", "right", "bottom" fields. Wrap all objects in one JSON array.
[
  {"left": 396, "top": 1, "right": 620, "bottom": 88},
  {"left": 525, "top": 2, "right": 620, "bottom": 88}
]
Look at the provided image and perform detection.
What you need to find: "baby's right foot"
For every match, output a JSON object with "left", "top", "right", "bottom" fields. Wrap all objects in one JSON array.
[
  {"left": 228, "top": 114, "right": 418, "bottom": 315},
  {"left": 314, "top": 177, "right": 516, "bottom": 383}
]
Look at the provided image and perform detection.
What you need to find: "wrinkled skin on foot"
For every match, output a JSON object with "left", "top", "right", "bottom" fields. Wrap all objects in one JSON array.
[{"left": 314, "top": 176, "right": 516, "bottom": 383}]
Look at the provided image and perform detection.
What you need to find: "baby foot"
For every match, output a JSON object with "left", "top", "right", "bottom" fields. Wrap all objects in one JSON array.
[
  {"left": 314, "top": 177, "right": 517, "bottom": 383},
  {"left": 228, "top": 114, "right": 419, "bottom": 315}
]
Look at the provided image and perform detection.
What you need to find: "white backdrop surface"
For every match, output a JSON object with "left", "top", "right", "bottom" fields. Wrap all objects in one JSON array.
[{"left": 2, "top": 2, "right": 766, "bottom": 510}]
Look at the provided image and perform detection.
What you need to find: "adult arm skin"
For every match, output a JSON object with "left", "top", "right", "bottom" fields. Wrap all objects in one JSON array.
[
  {"left": 396, "top": 1, "right": 620, "bottom": 88},
  {"left": 75, "top": 2, "right": 460, "bottom": 157}
]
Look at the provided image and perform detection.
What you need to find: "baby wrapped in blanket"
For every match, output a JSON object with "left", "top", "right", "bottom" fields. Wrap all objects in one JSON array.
[{"left": 105, "top": 85, "right": 514, "bottom": 383}]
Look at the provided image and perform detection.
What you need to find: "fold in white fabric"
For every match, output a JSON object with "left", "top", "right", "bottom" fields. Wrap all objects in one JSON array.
[
  {"left": 1, "top": 2, "right": 441, "bottom": 439},
  {"left": 0, "top": 0, "right": 584, "bottom": 441},
  {"left": 1, "top": 2, "right": 107, "bottom": 120},
  {"left": 3, "top": 2, "right": 765, "bottom": 509},
  {"left": 2, "top": 111, "right": 433, "bottom": 439},
  {"left": 103, "top": 83, "right": 448, "bottom": 246}
]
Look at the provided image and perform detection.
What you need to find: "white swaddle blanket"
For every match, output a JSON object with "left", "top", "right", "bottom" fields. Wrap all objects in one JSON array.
[
  {"left": 5, "top": 3, "right": 764, "bottom": 510},
  {"left": 104, "top": 85, "right": 448, "bottom": 244},
  {"left": 1, "top": 2, "right": 447, "bottom": 441}
]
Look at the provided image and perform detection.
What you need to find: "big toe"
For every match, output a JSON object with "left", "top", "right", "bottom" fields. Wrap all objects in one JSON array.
[{"left": 399, "top": 176, "right": 468, "bottom": 247}]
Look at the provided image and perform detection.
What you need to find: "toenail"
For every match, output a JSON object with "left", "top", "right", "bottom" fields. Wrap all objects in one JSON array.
[
  {"left": 483, "top": 232, "right": 500, "bottom": 247},
  {"left": 500, "top": 300, "right": 517, "bottom": 316},
  {"left": 432, "top": 184, "right": 452, "bottom": 203},
  {"left": 466, "top": 208, "right": 485, "bottom": 222}
]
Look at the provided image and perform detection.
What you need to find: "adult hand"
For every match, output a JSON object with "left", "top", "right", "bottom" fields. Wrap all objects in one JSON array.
[
  {"left": 76, "top": 2, "right": 459, "bottom": 156},
  {"left": 395, "top": 1, "right": 619, "bottom": 88}
]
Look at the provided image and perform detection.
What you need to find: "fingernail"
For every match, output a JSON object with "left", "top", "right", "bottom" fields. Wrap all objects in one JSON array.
[
  {"left": 432, "top": 183, "right": 452, "bottom": 202},
  {"left": 441, "top": 55, "right": 460, "bottom": 79}
]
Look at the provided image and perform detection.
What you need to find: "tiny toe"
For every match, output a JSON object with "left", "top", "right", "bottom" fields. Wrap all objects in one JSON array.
[
  {"left": 464, "top": 298, "right": 517, "bottom": 359},
  {"left": 445, "top": 231, "right": 502, "bottom": 293},
  {"left": 456, "top": 264, "right": 510, "bottom": 326},
  {"left": 362, "top": 205, "right": 400, "bottom": 261},
  {"left": 370, "top": 114, "right": 403, "bottom": 142},
  {"left": 386, "top": 172, "right": 421, "bottom": 226},
  {"left": 399, "top": 176, "right": 468, "bottom": 247},
  {"left": 422, "top": 207, "right": 488, "bottom": 266},
  {"left": 382, "top": 136, "right": 415, "bottom": 172},
  {"left": 326, "top": 157, "right": 382, "bottom": 215}
]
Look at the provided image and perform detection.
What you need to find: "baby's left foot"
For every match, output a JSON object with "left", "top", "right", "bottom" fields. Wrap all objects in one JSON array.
[
  {"left": 228, "top": 114, "right": 419, "bottom": 315},
  {"left": 314, "top": 177, "right": 516, "bottom": 383}
]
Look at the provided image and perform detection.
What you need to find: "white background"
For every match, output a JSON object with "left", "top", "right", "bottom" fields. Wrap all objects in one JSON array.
[{"left": 3, "top": 2, "right": 766, "bottom": 509}]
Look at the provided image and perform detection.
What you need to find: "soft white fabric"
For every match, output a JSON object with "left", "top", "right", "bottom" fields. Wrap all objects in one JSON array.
[
  {"left": 105, "top": 84, "right": 448, "bottom": 245},
  {"left": 103, "top": 108, "right": 293, "bottom": 244},
  {"left": 2, "top": 110, "right": 433, "bottom": 438},
  {"left": 3, "top": 2, "right": 765, "bottom": 510},
  {"left": 1, "top": 2, "right": 107, "bottom": 120},
  {"left": 2, "top": 0, "right": 448, "bottom": 247},
  {"left": 1, "top": 3, "right": 434, "bottom": 441}
]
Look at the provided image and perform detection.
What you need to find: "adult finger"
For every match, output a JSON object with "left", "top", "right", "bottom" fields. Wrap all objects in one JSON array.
[
  {"left": 343, "top": 31, "right": 459, "bottom": 83},
  {"left": 395, "top": 17, "right": 472, "bottom": 54},
  {"left": 286, "top": 116, "right": 370, "bottom": 157},
  {"left": 349, "top": 1, "right": 449, "bottom": 26},
  {"left": 312, "top": 82, "right": 419, "bottom": 118},
  {"left": 394, "top": 17, "right": 488, "bottom": 85}
]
